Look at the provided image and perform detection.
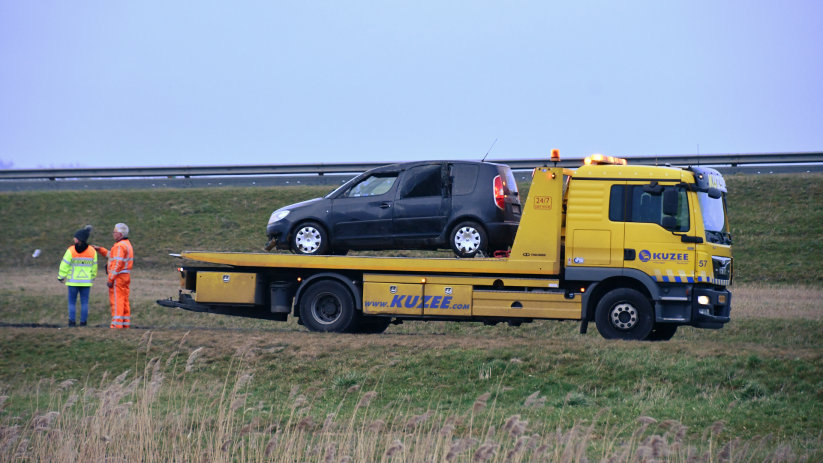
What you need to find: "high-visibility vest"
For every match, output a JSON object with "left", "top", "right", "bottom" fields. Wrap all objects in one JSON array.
[
  {"left": 99, "top": 238, "right": 134, "bottom": 283},
  {"left": 58, "top": 245, "right": 98, "bottom": 286}
]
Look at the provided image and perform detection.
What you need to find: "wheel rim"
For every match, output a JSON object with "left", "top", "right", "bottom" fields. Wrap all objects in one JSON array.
[
  {"left": 609, "top": 302, "right": 639, "bottom": 330},
  {"left": 454, "top": 226, "right": 481, "bottom": 253},
  {"left": 295, "top": 226, "right": 322, "bottom": 253},
  {"left": 311, "top": 292, "right": 341, "bottom": 325}
]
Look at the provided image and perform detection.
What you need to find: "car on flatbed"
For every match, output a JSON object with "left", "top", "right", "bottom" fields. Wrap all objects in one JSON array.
[{"left": 265, "top": 160, "right": 522, "bottom": 258}]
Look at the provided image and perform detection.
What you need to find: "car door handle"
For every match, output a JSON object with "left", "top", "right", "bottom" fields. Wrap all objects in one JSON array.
[{"left": 380, "top": 202, "right": 392, "bottom": 209}]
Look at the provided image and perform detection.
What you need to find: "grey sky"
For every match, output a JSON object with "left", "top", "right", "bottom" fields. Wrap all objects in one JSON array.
[{"left": 1, "top": 1, "right": 821, "bottom": 169}]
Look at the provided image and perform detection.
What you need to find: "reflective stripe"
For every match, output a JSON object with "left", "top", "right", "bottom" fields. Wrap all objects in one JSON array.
[
  {"left": 111, "top": 269, "right": 131, "bottom": 276},
  {"left": 110, "top": 256, "right": 133, "bottom": 262}
]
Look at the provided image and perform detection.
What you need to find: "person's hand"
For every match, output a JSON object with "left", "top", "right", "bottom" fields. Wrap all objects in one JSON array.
[
  {"left": 107, "top": 281, "right": 114, "bottom": 288},
  {"left": 57, "top": 277, "right": 64, "bottom": 283}
]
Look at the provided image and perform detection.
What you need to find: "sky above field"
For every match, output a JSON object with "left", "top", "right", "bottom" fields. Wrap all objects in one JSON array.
[{"left": 1, "top": 1, "right": 822, "bottom": 169}]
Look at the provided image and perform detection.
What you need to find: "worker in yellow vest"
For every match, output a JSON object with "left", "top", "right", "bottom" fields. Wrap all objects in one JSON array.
[{"left": 58, "top": 225, "right": 98, "bottom": 327}]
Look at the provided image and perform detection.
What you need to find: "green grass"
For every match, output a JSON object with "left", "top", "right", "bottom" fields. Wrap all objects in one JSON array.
[
  {"left": 1, "top": 173, "right": 822, "bottom": 460},
  {"left": 2, "top": 173, "right": 821, "bottom": 283}
]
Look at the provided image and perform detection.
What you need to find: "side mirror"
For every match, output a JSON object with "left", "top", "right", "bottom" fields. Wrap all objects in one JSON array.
[
  {"left": 662, "top": 188, "right": 678, "bottom": 216},
  {"left": 707, "top": 187, "right": 722, "bottom": 199},
  {"left": 661, "top": 216, "right": 677, "bottom": 230}
]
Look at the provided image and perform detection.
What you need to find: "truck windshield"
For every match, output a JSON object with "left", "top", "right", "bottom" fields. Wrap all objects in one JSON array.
[{"left": 697, "top": 192, "right": 731, "bottom": 245}]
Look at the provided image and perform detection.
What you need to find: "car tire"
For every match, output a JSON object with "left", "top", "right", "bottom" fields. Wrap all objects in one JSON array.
[
  {"left": 450, "top": 221, "right": 488, "bottom": 258},
  {"left": 594, "top": 288, "right": 654, "bottom": 340},
  {"left": 290, "top": 221, "right": 329, "bottom": 255},
  {"left": 298, "top": 280, "right": 358, "bottom": 332}
]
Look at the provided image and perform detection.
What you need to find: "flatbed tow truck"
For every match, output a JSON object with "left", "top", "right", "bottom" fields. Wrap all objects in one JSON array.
[{"left": 158, "top": 152, "right": 732, "bottom": 340}]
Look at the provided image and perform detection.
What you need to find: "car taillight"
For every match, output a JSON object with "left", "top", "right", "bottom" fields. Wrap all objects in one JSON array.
[{"left": 493, "top": 175, "right": 505, "bottom": 209}]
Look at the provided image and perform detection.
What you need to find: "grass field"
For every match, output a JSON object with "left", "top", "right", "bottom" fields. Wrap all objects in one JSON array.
[{"left": 1, "top": 172, "right": 822, "bottom": 461}]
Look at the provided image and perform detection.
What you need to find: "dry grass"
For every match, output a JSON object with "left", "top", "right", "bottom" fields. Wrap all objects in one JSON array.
[
  {"left": 731, "top": 283, "right": 823, "bottom": 320},
  {"left": 0, "top": 340, "right": 815, "bottom": 462}
]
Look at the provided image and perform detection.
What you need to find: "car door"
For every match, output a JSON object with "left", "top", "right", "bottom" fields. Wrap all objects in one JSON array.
[
  {"left": 392, "top": 163, "right": 451, "bottom": 245},
  {"left": 330, "top": 171, "right": 399, "bottom": 249}
]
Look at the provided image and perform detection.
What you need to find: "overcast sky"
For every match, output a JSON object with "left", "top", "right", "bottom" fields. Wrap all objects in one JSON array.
[{"left": 1, "top": 1, "right": 821, "bottom": 169}]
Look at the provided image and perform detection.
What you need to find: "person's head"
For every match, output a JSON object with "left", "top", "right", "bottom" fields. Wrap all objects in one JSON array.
[
  {"left": 74, "top": 225, "right": 92, "bottom": 244},
  {"left": 113, "top": 223, "right": 129, "bottom": 241}
]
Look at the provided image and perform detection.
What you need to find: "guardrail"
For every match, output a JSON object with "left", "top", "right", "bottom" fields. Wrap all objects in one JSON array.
[{"left": 1, "top": 152, "right": 821, "bottom": 181}]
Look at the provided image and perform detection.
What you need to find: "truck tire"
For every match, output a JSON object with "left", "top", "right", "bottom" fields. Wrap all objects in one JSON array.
[
  {"left": 291, "top": 221, "right": 329, "bottom": 255},
  {"left": 354, "top": 316, "right": 391, "bottom": 334},
  {"left": 450, "top": 221, "right": 488, "bottom": 258},
  {"left": 594, "top": 288, "right": 653, "bottom": 340},
  {"left": 646, "top": 324, "right": 678, "bottom": 341},
  {"left": 299, "top": 280, "right": 357, "bottom": 332}
]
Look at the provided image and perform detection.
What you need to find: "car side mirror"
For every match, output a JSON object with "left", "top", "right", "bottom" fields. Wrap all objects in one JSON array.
[
  {"left": 661, "top": 216, "right": 677, "bottom": 230},
  {"left": 662, "top": 189, "right": 678, "bottom": 216},
  {"left": 707, "top": 187, "right": 722, "bottom": 199}
]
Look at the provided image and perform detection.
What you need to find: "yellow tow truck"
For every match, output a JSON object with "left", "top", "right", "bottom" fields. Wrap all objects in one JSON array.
[{"left": 157, "top": 152, "right": 732, "bottom": 340}]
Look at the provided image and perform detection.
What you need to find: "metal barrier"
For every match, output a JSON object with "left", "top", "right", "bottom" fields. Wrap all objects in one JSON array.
[{"left": 2, "top": 152, "right": 822, "bottom": 181}]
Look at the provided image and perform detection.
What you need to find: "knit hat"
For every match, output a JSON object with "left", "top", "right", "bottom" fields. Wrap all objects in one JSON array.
[{"left": 74, "top": 225, "right": 93, "bottom": 243}]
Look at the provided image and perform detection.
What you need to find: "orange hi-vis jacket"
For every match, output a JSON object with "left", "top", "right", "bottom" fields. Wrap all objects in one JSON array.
[{"left": 98, "top": 238, "right": 134, "bottom": 283}]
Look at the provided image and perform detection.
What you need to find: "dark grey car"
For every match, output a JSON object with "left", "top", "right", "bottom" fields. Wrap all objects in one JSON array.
[{"left": 265, "top": 161, "right": 521, "bottom": 258}]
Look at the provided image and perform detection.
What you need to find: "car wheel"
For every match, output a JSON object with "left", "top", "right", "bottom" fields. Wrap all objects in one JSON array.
[
  {"left": 290, "top": 221, "right": 329, "bottom": 255},
  {"left": 450, "top": 221, "right": 488, "bottom": 258},
  {"left": 298, "top": 280, "right": 357, "bottom": 332},
  {"left": 594, "top": 288, "right": 654, "bottom": 340}
]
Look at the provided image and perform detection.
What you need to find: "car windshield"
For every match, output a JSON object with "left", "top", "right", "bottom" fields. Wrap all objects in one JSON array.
[{"left": 697, "top": 192, "right": 731, "bottom": 245}]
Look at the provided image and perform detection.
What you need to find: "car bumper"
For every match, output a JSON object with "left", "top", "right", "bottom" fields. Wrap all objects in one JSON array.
[{"left": 266, "top": 222, "right": 290, "bottom": 250}]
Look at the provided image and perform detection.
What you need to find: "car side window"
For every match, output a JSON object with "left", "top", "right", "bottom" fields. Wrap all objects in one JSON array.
[
  {"left": 450, "top": 164, "right": 479, "bottom": 196},
  {"left": 399, "top": 165, "right": 443, "bottom": 198},
  {"left": 345, "top": 173, "right": 398, "bottom": 198}
]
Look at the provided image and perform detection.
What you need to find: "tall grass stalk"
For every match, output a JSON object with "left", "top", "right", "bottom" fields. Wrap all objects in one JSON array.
[{"left": 1, "top": 338, "right": 817, "bottom": 462}]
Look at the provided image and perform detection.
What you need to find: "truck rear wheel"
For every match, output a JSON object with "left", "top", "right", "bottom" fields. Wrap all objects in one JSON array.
[
  {"left": 299, "top": 280, "right": 357, "bottom": 332},
  {"left": 594, "top": 288, "right": 653, "bottom": 340}
]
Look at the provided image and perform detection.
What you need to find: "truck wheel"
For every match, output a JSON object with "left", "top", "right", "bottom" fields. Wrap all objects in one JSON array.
[
  {"left": 646, "top": 324, "right": 678, "bottom": 341},
  {"left": 450, "top": 221, "right": 488, "bottom": 258},
  {"left": 355, "top": 316, "right": 391, "bottom": 334},
  {"left": 594, "top": 288, "right": 653, "bottom": 340},
  {"left": 291, "top": 222, "right": 329, "bottom": 255},
  {"left": 299, "top": 280, "right": 357, "bottom": 332}
]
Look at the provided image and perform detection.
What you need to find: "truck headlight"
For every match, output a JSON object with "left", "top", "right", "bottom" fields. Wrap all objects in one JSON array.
[
  {"left": 697, "top": 295, "right": 710, "bottom": 306},
  {"left": 268, "top": 209, "right": 290, "bottom": 224}
]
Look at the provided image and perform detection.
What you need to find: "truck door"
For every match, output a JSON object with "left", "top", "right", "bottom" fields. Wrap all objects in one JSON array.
[
  {"left": 392, "top": 163, "right": 450, "bottom": 245},
  {"left": 621, "top": 182, "right": 696, "bottom": 283},
  {"left": 566, "top": 179, "right": 625, "bottom": 268},
  {"left": 330, "top": 171, "right": 399, "bottom": 248}
]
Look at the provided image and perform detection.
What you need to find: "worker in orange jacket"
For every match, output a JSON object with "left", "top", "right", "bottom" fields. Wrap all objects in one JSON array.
[{"left": 94, "top": 223, "right": 134, "bottom": 329}]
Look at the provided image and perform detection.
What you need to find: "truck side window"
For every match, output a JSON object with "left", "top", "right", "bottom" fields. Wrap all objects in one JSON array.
[
  {"left": 346, "top": 173, "right": 398, "bottom": 198},
  {"left": 400, "top": 165, "right": 443, "bottom": 198},
  {"left": 609, "top": 185, "right": 690, "bottom": 231}
]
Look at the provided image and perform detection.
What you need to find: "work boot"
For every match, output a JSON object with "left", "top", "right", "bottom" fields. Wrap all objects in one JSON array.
[
  {"left": 79, "top": 321, "right": 87, "bottom": 326},
  {"left": 68, "top": 320, "right": 76, "bottom": 327}
]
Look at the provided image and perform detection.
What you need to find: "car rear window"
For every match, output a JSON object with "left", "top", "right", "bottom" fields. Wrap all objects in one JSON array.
[
  {"left": 500, "top": 167, "right": 519, "bottom": 194},
  {"left": 451, "top": 164, "right": 479, "bottom": 196}
]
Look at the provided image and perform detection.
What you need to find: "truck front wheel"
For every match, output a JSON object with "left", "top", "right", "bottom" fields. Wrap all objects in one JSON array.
[
  {"left": 299, "top": 280, "right": 357, "bottom": 332},
  {"left": 594, "top": 288, "right": 653, "bottom": 340}
]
